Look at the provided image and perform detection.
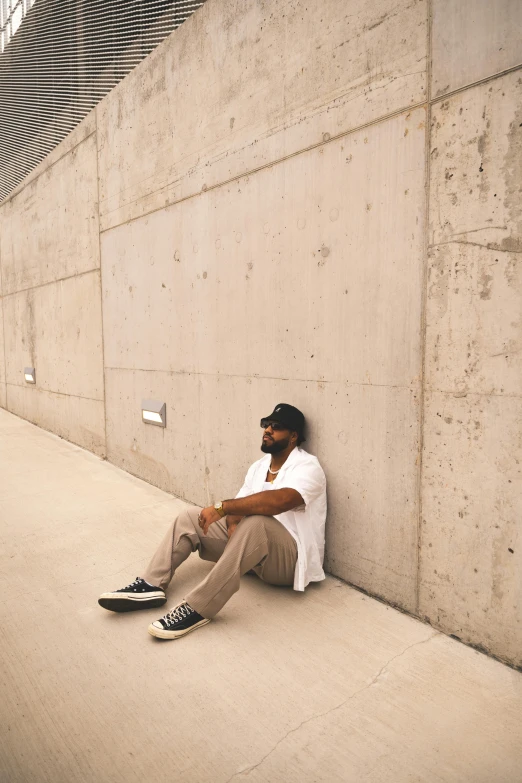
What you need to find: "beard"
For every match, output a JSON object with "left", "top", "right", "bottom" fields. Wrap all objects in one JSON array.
[{"left": 261, "top": 435, "right": 290, "bottom": 454}]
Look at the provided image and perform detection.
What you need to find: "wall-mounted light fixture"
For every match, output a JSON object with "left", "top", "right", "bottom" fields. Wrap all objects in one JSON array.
[
  {"left": 141, "top": 399, "right": 166, "bottom": 427},
  {"left": 24, "top": 367, "right": 36, "bottom": 384}
]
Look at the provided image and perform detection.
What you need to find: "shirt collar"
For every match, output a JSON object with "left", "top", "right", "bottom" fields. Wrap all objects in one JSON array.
[{"left": 261, "top": 446, "right": 300, "bottom": 474}]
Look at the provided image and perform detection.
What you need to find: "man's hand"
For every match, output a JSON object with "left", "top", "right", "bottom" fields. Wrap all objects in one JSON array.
[
  {"left": 198, "top": 506, "right": 222, "bottom": 536},
  {"left": 198, "top": 487, "right": 304, "bottom": 536}
]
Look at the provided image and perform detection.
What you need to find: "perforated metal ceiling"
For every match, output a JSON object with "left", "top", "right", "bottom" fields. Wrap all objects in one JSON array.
[{"left": 0, "top": 0, "right": 206, "bottom": 202}]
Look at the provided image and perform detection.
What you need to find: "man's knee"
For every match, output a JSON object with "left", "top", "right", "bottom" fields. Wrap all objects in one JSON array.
[
  {"left": 171, "top": 506, "right": 202, "bottom": 549},
  {"left": 234, "top": 514, "right": 271, "bottom": 539},
  {"left": 177, "top": 505, "right": 201, "bottom": 529}
]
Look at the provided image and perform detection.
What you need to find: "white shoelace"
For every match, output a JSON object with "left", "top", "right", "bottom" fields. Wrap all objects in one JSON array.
[
  {"left": 123, "top": 577, "right": 143, "bottom": 590},
  {"left": 163, "top": 603, "right": 191, "bottom": 627}
]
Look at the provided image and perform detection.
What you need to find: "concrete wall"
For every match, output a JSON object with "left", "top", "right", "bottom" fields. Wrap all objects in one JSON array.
[
  {"left": 0, "top": 0, "right": 520, "bottom": 667},
  {"left": 421, "top": 73, "right": 522, "bottom": 662},
  {"left": 0, "top": 115, "right": 106, "bottom": 456}
]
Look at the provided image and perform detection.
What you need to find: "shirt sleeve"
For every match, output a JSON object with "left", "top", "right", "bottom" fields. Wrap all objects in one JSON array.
[
  {"left": 234, "top": 462, "right": 257, "bottom": 499},
  {"left": 280, "top": 461, "right": 326, "bottom": 509}
]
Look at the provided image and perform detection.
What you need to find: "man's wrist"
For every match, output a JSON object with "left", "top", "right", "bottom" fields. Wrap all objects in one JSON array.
[{"left": 214, "top": 500, "right": 226, "bottom": 518}]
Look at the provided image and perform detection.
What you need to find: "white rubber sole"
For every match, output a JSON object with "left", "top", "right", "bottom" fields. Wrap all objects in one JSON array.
[{"left": 147, "top": 617, "right": 211, "bottom": 639}]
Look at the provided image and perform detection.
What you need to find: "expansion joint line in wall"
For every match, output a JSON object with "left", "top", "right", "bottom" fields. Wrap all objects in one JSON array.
[
  {"left": 94, "top": 108, "right": 109, "bottom": 459},
  {"left": 0, "top": 268, "right": 100, "bottom": 300},
  {"left": 0, "top": 265, "right": 6, "bottom": 410},
  {"left": 99, "top": 98, "right": 429, "bottom": 234},
  {"left": 415, "top": 0, "right": 433, "bottom": 617},
  {"left": 103, "top": 367, "right": 416, "bottom": 391},
  {"left": 5, "top": 383, "right": 103, "bottom": 404},
  {"left": 430, "top": 59, "right": 522, "bottom": 106}
]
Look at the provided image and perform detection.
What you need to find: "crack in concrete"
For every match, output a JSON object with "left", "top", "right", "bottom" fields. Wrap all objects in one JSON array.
[
  {"left": 449, "top": 226, "right": 507, "bottom": 238},
  {"left": 225, "top": 632, "right": 439, "bottom": 782},
  {"left": 433, "top": 239, "right": 522, "bottom": 254}
]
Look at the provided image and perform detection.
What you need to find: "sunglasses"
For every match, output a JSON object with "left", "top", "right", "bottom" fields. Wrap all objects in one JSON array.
[{"left": 260, "top": 419, "right": 287, "bottom": 432}]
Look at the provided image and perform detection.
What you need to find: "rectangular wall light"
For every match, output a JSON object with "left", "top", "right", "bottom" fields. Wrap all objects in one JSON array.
[
  {"left": 24, "top": 367, "right": 36, "bottom": 384},
  {"left": 141, "top": 399, "right": 166, "bottom": 427}
]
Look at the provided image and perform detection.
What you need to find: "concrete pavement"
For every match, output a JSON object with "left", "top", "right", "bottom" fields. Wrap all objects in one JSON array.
[{"left": 1, "top": 407, "right": 521, "bottom": 783}]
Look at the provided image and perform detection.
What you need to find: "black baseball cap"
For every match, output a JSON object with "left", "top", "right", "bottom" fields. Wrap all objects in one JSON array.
[{"left": 260, "top": 403, "right": 305, "bottom": 439}]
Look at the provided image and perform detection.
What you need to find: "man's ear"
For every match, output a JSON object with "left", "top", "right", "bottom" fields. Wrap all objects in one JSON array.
[{"left": 290, "top": 430, "right": 298, "bottom": 445}]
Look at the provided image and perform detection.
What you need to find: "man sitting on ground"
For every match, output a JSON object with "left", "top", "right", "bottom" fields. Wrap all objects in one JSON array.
[{"left": 98, "top": 403, "right": 327, "bottom": 639}]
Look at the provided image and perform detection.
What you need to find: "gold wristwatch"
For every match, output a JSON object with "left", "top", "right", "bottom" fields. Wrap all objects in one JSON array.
[{"left": 214, "top": 501, "right": 226, "bottom": 518}]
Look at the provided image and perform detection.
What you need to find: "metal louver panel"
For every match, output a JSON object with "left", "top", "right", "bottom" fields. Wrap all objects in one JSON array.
[{"left": 0, "top": 0, "right": 206, "bottom": 202}]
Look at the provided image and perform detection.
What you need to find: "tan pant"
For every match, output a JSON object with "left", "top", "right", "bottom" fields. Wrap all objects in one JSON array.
[{"left": 141, "top": 505, "right": 297, "bottom": 619}]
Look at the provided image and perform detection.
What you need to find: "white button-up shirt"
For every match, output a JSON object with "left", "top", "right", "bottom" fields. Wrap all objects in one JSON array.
[{"left": 235, "top": 447, "right": 327, "bottom": 591}]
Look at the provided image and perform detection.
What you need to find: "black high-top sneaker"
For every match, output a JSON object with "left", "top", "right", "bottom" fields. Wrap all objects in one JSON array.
[
  {"left": 98, "top": 577, "right": 166, "bottom": 612},
  {"left": 148, "top": 601, "right": 210, "bottom": 639}
]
